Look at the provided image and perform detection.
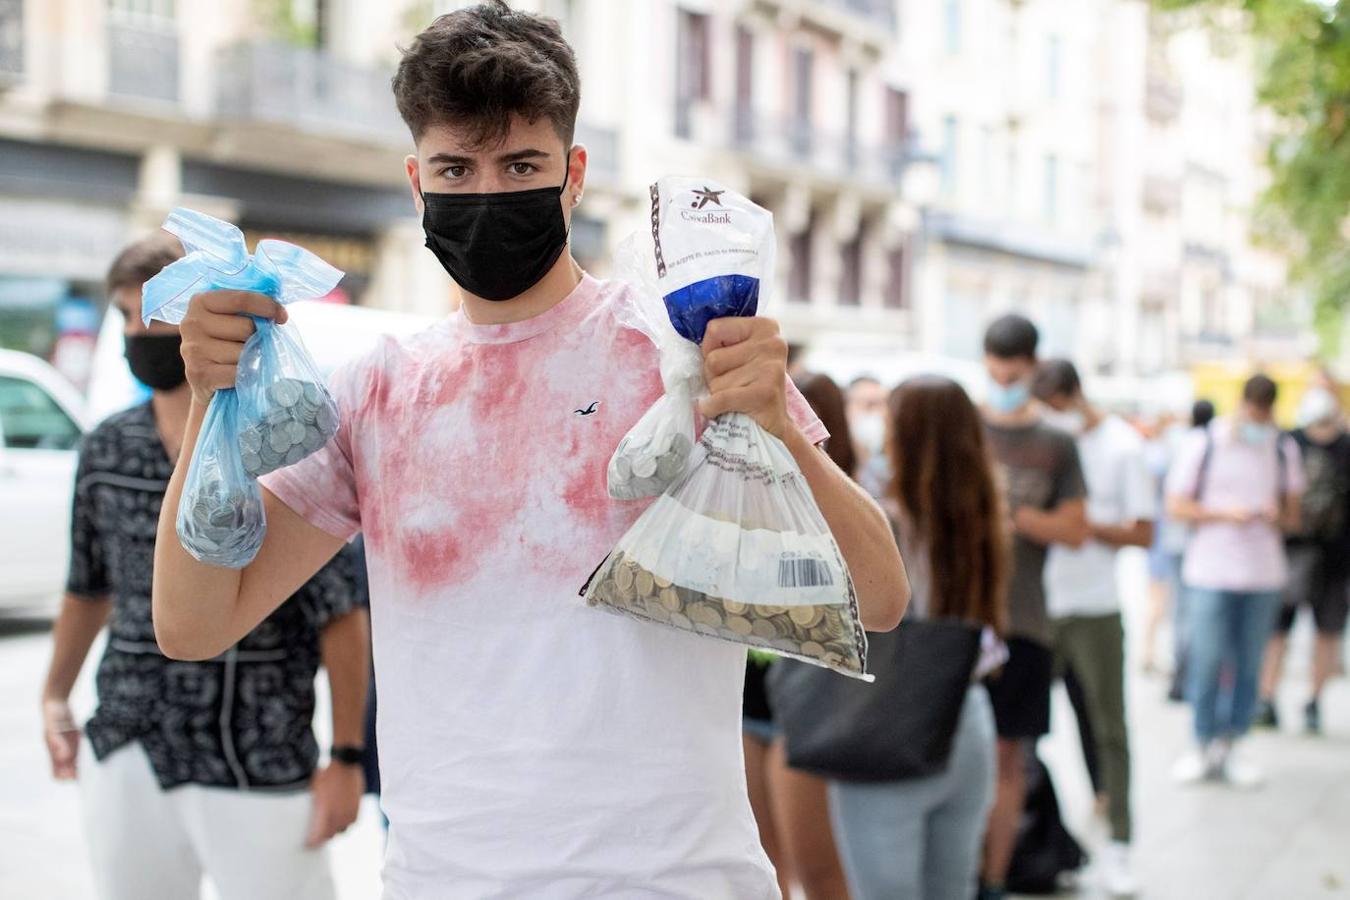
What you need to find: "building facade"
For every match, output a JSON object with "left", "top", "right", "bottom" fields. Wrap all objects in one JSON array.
[{"left": 0, "top": 0, "right": 1306, "bottom": 395}]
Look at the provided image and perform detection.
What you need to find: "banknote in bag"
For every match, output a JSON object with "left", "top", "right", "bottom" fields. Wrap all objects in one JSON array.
[
  {"left": 142, "top": 208, "right": 344, "bottom": 568},
  {"left": 583, "top": 177, "right": 869, "bottom": 679}
]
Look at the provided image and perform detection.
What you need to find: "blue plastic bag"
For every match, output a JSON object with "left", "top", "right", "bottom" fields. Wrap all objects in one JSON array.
[{"left": 143, "top": 208, "right": 344, "bottom": 568}]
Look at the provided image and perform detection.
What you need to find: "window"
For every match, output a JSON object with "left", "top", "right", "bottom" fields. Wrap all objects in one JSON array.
[
  {"left": 944, "top": 0, "right": 961, "bottom": 54},
  {"left": 734, "top": 25, "right": 755, "bottom": 143},
  {"left": 674, "top": 9, "right": 710, "bottom": 138},
  {"left": 884, "top": 246, "right": 908, "bottom": 309},
  {"left": 941, "top": 115, "right": 959, "bottom": 195},
  {"left": 980, "top": 124, "right": 995, "bottom": 196},
  {"left": 1043, "top": 153, "right": 1058, "bottom": 222},
  {"left": 1047, "top": 34, "right": 1061, "bottom": 100},
  {"left": 840, "top": 233, "right": 863, "bottom": 306},
  {"left": 845, "top": 68, "right": 860, "bottom": 169},
  {"left": 884, "top": 87, "right": 909, "bottom": 176},
  {"left": 789, "top": 222, "right": 814, "bottom": 303},
  {"left": 791, "top": 46, "right": 814, "bottom": 158},
  {"left": 0, "top": 376, "right": 80, "bottom": 451}
]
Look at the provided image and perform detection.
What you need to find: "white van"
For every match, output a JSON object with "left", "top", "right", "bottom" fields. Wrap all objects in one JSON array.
[{"left": 6, "top": 301, "right": 435, "bottom": 616}]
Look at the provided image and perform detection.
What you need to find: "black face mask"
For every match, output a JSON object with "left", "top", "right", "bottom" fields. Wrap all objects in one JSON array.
[
  {"left": 420, "top": 167, "right": 571, "bottom": 302},
  {"left": 125, "top": 333, "right": 187, "bottom": 391}
]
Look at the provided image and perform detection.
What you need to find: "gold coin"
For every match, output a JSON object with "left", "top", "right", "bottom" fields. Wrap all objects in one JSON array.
[
  {"left": 669, "top": 611, "right": 692, "bottom": 629},
  {"left": 654, "top": 573, "right": 673, "bottom": 589},
  {"left": 614, "top": 563, "right": 635, "bottom": 593},
  {"left": 788, "top": 605, "right": 823, "bottom": 628},
  {"left": 635, "top": 568, "right": 655, "bottom": 596},
  {"left": 801, "top": 640, "right": 826, "bottom": 657},
  {"left": 751, "top": 618, "right": 777, "bottom": 640},
  {"left": 726, "top": 615, "right": 753, "bottom": 636},
  {"left": 758, "top": 604, "right": 789, "bottom": 616},
  {"left": 723, "top": 600, "right": 748, "bottom": 615},
  {"left": 688, "top": 604, "right": 724, "bottom": 628},
  {"left": 659, "top": 587, "right": 681, "bottom": 612}
]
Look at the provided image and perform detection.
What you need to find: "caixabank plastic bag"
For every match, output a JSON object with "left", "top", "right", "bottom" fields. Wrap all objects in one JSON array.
[
  {"left": 142, "top": 208, "right": 344, "bottom": 567},
  {"left": 583, "top": 177, "right": 869, "bottom": 678}
]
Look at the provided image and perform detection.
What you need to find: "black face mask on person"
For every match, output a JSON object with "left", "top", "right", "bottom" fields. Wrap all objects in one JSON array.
[
  {"left": 125, "top": 333, "right": 187, "bottom": 391},
  {"left": 419, "top": 156, "right": 572, "bottom": 302}
]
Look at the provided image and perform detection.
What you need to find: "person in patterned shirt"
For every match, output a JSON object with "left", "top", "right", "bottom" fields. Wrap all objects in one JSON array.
[{"left": 40, "top": 234, "right": 371, "bottom": 900}]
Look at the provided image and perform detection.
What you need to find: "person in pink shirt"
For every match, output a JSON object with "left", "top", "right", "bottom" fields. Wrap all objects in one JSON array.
[
  {"left": 1165, "top": 374, "right": 1304, "bottom": 787},
  {"left": 145, "top": 4, "right": 908, "bottom": 898}
]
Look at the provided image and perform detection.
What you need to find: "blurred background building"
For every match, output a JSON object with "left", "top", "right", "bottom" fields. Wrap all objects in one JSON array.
[{"left": 0, "top": 0, "right": 1318, "bottom": 402}]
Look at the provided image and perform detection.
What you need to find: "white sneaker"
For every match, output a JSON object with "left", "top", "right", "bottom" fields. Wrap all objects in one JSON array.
[
  {"left": 1170, "top": 750, "right": 1211, "bottom": 784},
  {"left": 1222, "top": 753, "right": 1266, "bottom": 789},
  {"left": 1102, "top": 841, "right": 1140, "bottom": 897}
]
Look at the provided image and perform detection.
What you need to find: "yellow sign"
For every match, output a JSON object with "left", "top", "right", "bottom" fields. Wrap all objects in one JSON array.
[{"left": 1190, "top": 360, "right": 1349, "bottom": 427}]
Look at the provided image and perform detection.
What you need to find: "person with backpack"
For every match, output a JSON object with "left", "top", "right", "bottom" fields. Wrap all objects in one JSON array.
[
  {"left": 1256, "top": 386, "right": 1349, "bottom": 734},
  {"left": 1166, "top": 374, "right": 1304, "bottom": 787}
]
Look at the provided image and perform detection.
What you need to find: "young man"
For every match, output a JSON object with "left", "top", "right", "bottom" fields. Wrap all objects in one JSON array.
[
  {"left": 150, "top": 5, "right": 907, "bottom": 897},
  {"left": 847, "top": 374, "right": 889, "bottom": 494},
  {"left": 1036, "top": 359, "right": 1155, "bottom": 898},
  {"left": 978, "top": 315, "right": 1088, "bottom": 900},
  {"left": 1166, "top": 374, "right": 1303, "bottom": 786},
  {"left": 40, "top": 235, "right": 370, "bottom": 900},
  {"left": 1257, "top": 386, "right": 1348, "bottom": 734}
]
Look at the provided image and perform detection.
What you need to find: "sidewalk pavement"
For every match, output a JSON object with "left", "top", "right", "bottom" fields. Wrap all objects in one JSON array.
[{"left": 1, "top": 549, "right": 1346, "bottom": 898}]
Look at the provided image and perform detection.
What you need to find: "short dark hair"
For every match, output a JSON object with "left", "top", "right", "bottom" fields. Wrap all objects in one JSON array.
[
  {"left": 1191, "top": 399, "right": 1216, "bottom": 428},
  {"left": 392, "top": 1, "right": 581, "bottom": 147},
  {"left": 1032, "top": 358, "right": 1082, "bottom": 402},
  {"left": 1243, "top": 374, "right": 1278, "bottom": 410},
  {"left": 849, "top": 374, "right": 881, "bottom": 390},
  {"left": 984, "top": 314, "right": 1039, "bottom": 360},
  {"left": 107, "top": 233, "right": 183, "bottom": 294}
]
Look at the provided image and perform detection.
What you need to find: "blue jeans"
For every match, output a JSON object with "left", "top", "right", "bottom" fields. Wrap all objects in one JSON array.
[
  {"left": 1185, "top": 588, "right": 1280, "bottom": 743},
  {"left": 828, "top": 685, "right": 996, "bottom": 900}
]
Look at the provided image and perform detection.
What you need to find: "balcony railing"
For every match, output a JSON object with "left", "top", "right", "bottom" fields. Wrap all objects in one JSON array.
[
  {"left": 820, "top": 0, "right": 897, "bottom": 32},
  {"left": 107, "top": 21, "right": 179, "bottom": 102},
  {"left": 0, "top": 0, "right": 21, "bottom": 82},
  {"left": 215, "top": 41, "right": 406, "bottom": 145},
  {"left": 730, "top": 107, "right": 908, "bottom": 189}
]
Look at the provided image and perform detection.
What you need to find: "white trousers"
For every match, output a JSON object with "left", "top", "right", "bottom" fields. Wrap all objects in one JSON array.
[{"left": 79, "top": 742, "right": 336, "bottom": 900}]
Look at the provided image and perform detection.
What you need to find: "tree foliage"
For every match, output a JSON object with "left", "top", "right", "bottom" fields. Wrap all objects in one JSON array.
[{"left": 1156, "top": 0, "right": 1350, "bottom": 354}]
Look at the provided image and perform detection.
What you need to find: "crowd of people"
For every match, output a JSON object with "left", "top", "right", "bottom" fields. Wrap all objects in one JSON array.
[{"left": 32, "top": 4, "right": 1348, "bottom": 900}]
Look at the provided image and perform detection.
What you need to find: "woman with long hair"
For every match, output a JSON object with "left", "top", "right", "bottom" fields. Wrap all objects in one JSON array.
[
  {"left": 827, "top": 375, "right": 1009, "bottom": 899},
  {"left": 742, "top": 371, "right": 854, "bottom": 899}
]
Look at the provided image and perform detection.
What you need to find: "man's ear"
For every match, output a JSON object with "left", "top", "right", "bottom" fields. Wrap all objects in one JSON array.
[
  {"left": 405, "top": 155, "right": 423, "bottom": 213},
  {"left": 566, "top": 144, "right": 588, "bottom": 207}
]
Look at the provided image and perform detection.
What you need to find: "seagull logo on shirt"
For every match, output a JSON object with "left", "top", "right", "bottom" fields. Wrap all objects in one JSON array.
[
  {"left": 690, "top": 187, "right": 725, "bottom": 210},
  {"left": 575, "top": 401, "right": 600, "bottom": 416}
]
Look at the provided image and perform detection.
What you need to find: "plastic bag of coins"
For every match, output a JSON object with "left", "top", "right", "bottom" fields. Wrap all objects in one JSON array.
[
  {"left": 143, "top": 207, "right": 344, "bottom": 567},
  {"left": 583, "top": 180, "right": 869, "bottom": 679},
  {"left": 175, "top": 390, "right": 268, "bottom": 567},
  {"left": 233, "top": 322, "right": 340, "bottom": 479}
]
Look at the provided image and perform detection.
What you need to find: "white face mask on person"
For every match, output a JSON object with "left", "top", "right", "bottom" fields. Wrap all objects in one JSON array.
[
  {"left": 852, "top": 413, "right": 886, "bottom": 455},
  {"left": 1239, "top": 421, "right": 1276, "bottom": 446},
  {"left": 986, "top": 379, "right": 1031, "bottom": 415}
]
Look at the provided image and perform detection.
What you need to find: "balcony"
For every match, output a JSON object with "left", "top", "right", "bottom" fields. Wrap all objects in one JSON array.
[
  {"left": 215, "top": 41, "right": 405, "bottom": 146},
  {"left": 0, "top": 0, "right": 20, "bottom": 83},
  {"left": 107, "top": 21, "right": 179, "bottom": 103},
  {"left": 730, "top": 107, "right": 907, "bottom": 191},
  {"left": 750, "top": 0, "right": 895, "bottom": 52}
]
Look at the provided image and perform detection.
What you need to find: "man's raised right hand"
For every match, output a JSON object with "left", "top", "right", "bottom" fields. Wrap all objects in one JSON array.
[{"left": 179, "top": 290, "right": 288, "bottom": 404}]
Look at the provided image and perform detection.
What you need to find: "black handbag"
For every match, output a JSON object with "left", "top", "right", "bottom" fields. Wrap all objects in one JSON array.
[{"left": 766, "top": 618, "right": 982, "bottom": 782}]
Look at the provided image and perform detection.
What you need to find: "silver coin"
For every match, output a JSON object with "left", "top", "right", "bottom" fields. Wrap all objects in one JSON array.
[
  {"left": 316, "top": 403, "right": 337, "bottom": 434},
  {"left": 302, "top": 381, "right": 322, "bottom": 406},
  {"left": 272, "top": 379, "right": 302, "bottom": 408},
  {"left": 265, "top": 407, "right": 290, "bottom": 427},
  {"left": 632, "top": 456, "right": 657, "bottom": 478},
  {"left": 268, "top": 427, "right": 290, "bottom": 454},
  {"left": 284, "top": 444, "right": 305, "bottom": 466},
  {"left": 301, "top": 425, "right": 322, "bottom": 451},
  {"left": 240, "top": 448, "right": 262, "bottom": 476},
  {"left": 656, "top": 454, "right": 681, "bottom": 481},
  {"left": 286, "top": 420, "right": 306, "bottom": 444},
  {"left": 239, "top": 428, "right": 263, "bottom": 453},
  {"left": 614, "top": 455, "right": 632, "bottom": 480}
]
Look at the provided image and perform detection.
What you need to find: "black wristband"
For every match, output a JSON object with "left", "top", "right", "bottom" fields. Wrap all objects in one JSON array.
[{"left": 330, "top": 744, "right": 366, "bottom": 766}]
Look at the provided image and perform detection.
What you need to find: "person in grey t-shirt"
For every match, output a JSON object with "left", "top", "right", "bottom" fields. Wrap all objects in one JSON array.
[{"left": 977, "top": 314, "right": 1088, "bottom": 900}]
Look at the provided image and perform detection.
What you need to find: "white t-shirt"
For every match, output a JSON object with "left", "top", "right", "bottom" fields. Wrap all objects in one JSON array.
[
  {"left": 1046, "top": 415, "right": 1157, "bottom": 618},
  {"left": 262, "top": 275, "right": 825, "bottom": 899}
]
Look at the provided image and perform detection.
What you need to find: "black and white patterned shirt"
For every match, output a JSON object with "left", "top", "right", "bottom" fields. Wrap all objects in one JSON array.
[{"left": 67, "top": 402, "right": 360, "bottom": 792}]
